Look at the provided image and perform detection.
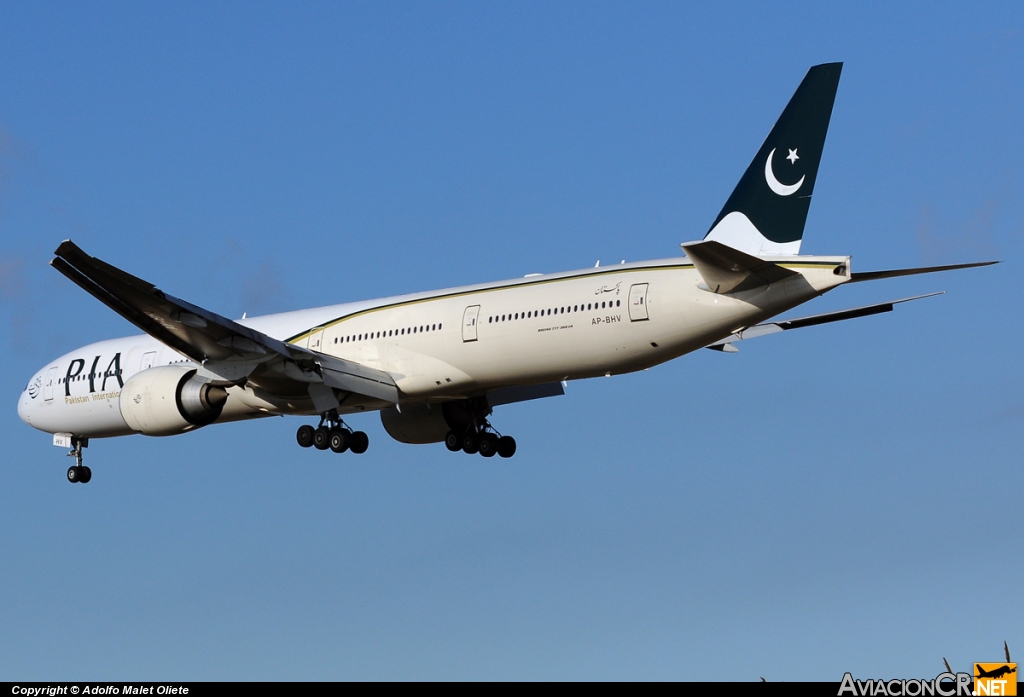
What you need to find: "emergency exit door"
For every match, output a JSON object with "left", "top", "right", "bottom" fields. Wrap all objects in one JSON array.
[
  {"left": 628, "top": 283, "right": 649, "bottom": 321},
  {"left": 462, "top": 305, "right": 481, "bottom": 342}
]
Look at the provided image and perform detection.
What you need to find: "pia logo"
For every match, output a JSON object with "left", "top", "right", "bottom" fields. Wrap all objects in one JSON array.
[{"left": 27, "top": 376, "right": 41, "bottom": 400}]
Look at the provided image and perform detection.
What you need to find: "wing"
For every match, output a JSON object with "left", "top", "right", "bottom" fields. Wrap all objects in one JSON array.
[
  {"left": 705, "top": 292, "right": 943, "bottom": 352},
  {"left": 51, "top": 240, "right": 398, "bottom": 405}
]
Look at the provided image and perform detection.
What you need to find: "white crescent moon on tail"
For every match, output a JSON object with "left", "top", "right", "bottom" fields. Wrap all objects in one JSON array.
[{"left": 764, "top": 147, "right": 805, "bottom": 196}]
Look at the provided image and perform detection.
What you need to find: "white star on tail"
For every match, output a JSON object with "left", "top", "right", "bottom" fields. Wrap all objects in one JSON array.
[{"left": 786, "top": 148, "right": 799, "bottom": 164}]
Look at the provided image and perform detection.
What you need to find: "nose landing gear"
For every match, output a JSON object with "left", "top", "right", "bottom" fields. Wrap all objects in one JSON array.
[
  {"left": 65, "top": 436, "right": 92, "bottom": 483},
  {"left": 296, "top": 412, "right": 369, "bottom": 456}
]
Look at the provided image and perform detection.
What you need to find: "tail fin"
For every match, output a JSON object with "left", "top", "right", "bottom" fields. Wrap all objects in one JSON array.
[{"left": 704, "top": 62, "right": 842, "bottom": 256}]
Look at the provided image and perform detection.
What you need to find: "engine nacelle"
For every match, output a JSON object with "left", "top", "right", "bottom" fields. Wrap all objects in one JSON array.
[
  {"left": 380, "top": 402, "right": 451, "bottom": 444},
  {"left": 119, "top": 366, "right": 228, "bottom": 436}
]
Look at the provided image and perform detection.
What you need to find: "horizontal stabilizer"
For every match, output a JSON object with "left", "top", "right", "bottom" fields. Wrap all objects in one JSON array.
[
  {"left": 681, "top": 239, "right": 797, "bottom": 293},
  {"left": 850, "top": 261, "right": 997, "bottom": 283},
  {"left": 706, "top": 292, "right": 943, "bottom": 350}
]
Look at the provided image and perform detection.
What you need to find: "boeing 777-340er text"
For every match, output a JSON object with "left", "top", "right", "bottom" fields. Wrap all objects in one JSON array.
[{"left": 17, "top": 63, "right": 996, "bottom": 483}]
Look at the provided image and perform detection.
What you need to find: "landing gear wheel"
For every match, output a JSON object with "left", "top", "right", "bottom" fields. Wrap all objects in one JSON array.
[
  {"left": 350, "top": 431, "right": 369, "bottom": 454},
  {"left": 296, "top": 424, "right": 315, "bottom": 448},
  {"left": 67, "top": 466, "right": 80, "bottom": 483},
  {"left": 313, "top": 426, "right": 331, "bottom": 450},
  {"left": 444, "top": 430, "right": 462, "bottom": 452},
  {"left": 479, "top": 433, "right": 498, "bottom": 458},
  {"left": 329, "top": 429, "right": 349, "bottom": 453},
  {"left": 80, "top": 466, "right": 92, "bottom": 483},
  {"left": 497, "top": 436, "right": 516, "bottom": 458},
  {"left": 462, "top": 432, "right": 480, "bottom": 455}
]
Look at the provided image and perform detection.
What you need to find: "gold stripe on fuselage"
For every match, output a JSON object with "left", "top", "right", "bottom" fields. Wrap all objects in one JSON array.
[{"left": 285, "top": 259, "right": 842, "bottom": 344}]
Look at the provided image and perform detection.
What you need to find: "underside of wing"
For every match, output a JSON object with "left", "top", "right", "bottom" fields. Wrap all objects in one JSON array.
[{"left": 51, "top": 240, "right": 398, "bottom": 405}]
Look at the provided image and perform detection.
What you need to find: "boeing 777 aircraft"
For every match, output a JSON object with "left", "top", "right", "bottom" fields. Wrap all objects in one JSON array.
[{"left": 17, "top": 63, "right": 995, "bottom": 483}]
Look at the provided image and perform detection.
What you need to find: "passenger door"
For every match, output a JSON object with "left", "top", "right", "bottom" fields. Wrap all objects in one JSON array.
[
  {"left": 462, "top": 305, "right": 481, "bottom": 342},
  {"left": 43, "top": 367, "right": 57, "bottom": 401},
  {"left": 628, "top": 283, "right": 649, "bottom": 321},
  {"left": 308, "top": 327, "right": 325, "bottom": 352}
]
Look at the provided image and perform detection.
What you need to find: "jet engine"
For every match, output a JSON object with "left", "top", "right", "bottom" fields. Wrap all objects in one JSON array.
[
  {"left": 119, "top": 365, "right": 228, "bottom": 436},
  {"left": 379, "top": 402, "right": 451, "bottom": 444}
]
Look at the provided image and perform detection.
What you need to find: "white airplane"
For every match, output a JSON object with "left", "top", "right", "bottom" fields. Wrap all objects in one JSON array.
[{"left": 17, "top": 62, "right": 995, "bottom": 483}]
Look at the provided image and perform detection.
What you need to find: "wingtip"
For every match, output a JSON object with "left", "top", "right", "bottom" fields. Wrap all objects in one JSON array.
[{"left": 54, "top": 239, "right": 82, "bottom": 258}]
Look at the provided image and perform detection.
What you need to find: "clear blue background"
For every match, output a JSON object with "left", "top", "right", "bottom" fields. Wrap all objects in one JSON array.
[{"left": 1, "top": 1, "right": 1021, "bottom": 681}]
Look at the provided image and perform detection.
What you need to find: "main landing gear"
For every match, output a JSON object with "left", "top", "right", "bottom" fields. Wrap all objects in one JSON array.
[
  {"left": 440, "top": 397, "right": 516, "bottom": 458},
  {"left": 444, "top": 426, "right": 516, "bottom": 459},
  {"left": 296, "top": 412, "right": 369, "bottom": 455},
  {"left": 65, "top": 436, "right": 92, "bottom": 484}
]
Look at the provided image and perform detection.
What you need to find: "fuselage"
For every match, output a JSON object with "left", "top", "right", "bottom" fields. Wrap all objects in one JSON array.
[{"left": 18, "top": 254, "right": 850, "bottom": 439}]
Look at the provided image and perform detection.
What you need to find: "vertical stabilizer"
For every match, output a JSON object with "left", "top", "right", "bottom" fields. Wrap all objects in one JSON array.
[{"left": 704, "top": 62, "right": 842, "bottom": 256}]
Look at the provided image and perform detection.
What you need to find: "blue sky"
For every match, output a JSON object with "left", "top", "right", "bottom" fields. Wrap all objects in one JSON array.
[{"left": 1, "top": 2, "right": 1022, "bottom": 681}]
